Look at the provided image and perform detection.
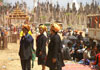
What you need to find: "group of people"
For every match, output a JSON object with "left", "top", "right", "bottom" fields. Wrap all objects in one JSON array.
[
  {"left": 19, "top": 22, "right": 65, "bottom": 70},
  {"left": 62, "top": 29, "right": 100, "bottom": 70},
  {"left": 18, "top": 21, "right": 100, "bottom": 70}
]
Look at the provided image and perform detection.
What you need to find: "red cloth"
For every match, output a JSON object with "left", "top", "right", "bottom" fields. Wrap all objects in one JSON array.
[
  {"left": 92, "top": 53, "right": 100, "bottom": 67},
  {"left": 62, "top": 64, "right": 94, "bottom": 70}
]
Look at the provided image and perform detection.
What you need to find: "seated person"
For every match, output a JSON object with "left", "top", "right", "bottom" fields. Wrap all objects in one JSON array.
[
  {"left": 73, "top": 41, "right": 83, "bottom": 61},
  {"left": 83, "top": 45, "right": 91, "bottom": 65},
  {"left": 90, "top": 44, "right": 100, "bottom": 70},
  {"left": 90, "top": 42, "right": 97, "bottom": 61},
  {"left": 62, "top": 41, "right": 72, "bottom": 60}
]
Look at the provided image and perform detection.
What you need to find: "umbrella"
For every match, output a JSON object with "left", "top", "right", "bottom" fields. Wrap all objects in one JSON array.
[
  {"left": 62, "top": 38, "right": 72, "bottom": 45},
  {"left": 68, "top": 36, "right": 77, "bottom": 40}
]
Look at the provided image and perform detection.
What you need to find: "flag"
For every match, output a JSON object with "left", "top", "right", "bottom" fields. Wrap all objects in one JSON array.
[{"left": 0, "top": 1, "right": 3, "bottom": 6}]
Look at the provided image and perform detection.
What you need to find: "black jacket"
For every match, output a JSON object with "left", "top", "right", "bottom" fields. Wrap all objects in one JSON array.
[
  {"left": 46, "top": 33, "right": 65, "bottom": 68},
  {"left": 36, "top": 34, "right": 47, "bottom": 58},
  {"left": 19, "top": 34, "right": 34, "bottom": 60}
]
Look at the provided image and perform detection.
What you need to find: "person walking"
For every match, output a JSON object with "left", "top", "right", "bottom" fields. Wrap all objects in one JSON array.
[
  {"left": 46, "top": 23, "right": 65, "bottom": 70},
  {"left": 19, "top": 24, "right": 34, "bottom": 70},
  {"left": 36, "top": 25, "right": 47, "bottom": 70}
]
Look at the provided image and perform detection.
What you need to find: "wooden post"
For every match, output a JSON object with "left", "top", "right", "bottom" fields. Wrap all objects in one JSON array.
[
  {"left": 0, "top": 36, "right": 8, "bottom": 49},
  {"left": 3, "top": 36, "right": 8, "bottom": 49}
]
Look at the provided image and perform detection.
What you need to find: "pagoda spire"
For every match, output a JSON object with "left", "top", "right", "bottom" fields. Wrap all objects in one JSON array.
[{"left": 16, "top": 2, "right": 19, "bottom": 9}]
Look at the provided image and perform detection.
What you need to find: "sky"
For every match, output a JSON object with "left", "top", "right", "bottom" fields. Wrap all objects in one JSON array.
[{"left": 4, "top": 0, "right": 100, "bottom": 10}]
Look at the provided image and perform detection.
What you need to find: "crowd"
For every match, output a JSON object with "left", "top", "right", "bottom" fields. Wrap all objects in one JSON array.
[
  {"left": 62, "top": 29, "right": 100, "bottom": 70},
  {"left": 18, "top": 21, "right": 100, "bottom": 70}
]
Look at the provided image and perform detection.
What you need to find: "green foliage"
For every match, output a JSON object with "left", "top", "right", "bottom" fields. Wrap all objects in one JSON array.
[
  {"left": 45, "top": 24, "right": 50, "bottom": 26},
  {"left": 65, "top": 13, "right": 71, "bottom": 16},
  {"left": 40, "top": 16, "right": 46, "bottom": 19}
]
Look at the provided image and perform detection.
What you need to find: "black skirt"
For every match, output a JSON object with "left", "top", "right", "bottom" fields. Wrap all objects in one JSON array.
[{"left": 38, "top": 55, "right": 46, "bottom": 65}]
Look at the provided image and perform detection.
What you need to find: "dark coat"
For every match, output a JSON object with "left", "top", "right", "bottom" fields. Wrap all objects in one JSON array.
[
  {"left": 78, "top": 35, "right": 83, "bottom": 41},
  {"left": 19, "top": 34, "right": 34, "bottom": 60},
  {"left": 36, "top": 34, "right": 47, "bottom": 57},
  {"left": 36, "top": 34, "right": 47, "bottom": 65},
  {"left": 46, "top": 33, "right": 65, "bottom": 69}
]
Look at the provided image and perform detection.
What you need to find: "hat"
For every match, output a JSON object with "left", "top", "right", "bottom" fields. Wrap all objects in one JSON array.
[
  {"left": 74, "top": 30, "right": 78, "bottom": 33},
  {"left": 39, "top": 25, "right": 47, "bottom": 31},
  {"left": 22, "top": 24, "right": 30, "bottom": 31},
  {"left": 50, "top": 23, "right": 61, "bottom": 32}
]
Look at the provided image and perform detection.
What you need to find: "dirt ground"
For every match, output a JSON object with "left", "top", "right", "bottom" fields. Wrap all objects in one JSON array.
[{"left": 0, "top": 34, "right": 49, "bottom": 70}]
